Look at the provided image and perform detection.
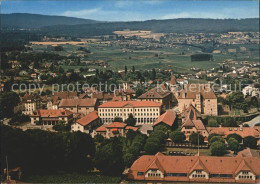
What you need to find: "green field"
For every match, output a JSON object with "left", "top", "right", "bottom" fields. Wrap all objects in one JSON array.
[{"left": 31, "top": 42, "right": 259, "bottom": 73}]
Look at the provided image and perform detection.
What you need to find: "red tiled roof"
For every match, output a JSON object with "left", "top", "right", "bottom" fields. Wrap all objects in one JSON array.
[
  {"left": 96, "top": 125, "right": 107, "bottom": 132},
  {"left": 106, "top": 122, "right": 127, "bottom": 128},
  {"left": 59, "top": 98, "right": 97, "bottom": 107},
  {"left": 99, "top": 101, "right": 162, "bottom": 108},
  {"left": 111, "top": 96, "right": 123, "bottom": 101},
  {"left": 53, "top": 91, "right": 77, "bottom": 99},
  {"left": 182, "top": 104, "right": 201, "bottom": 120},
  {"left": 178, "top": 84, "right": 217, "bottom": 99},
  {"left": 125, "top": 126, "right": 139, "bottom": 132},
  {"left": 129, "top": 153, "right": 260, "bottom": 181},
  {"left": 153, "top": 111, "right": 176, "bottom": 127},
  {"left": 138, "top": 88, "right": 171, "bottom": 99},
  {"left": 207, "top": 127, "right": 260, "bottom": 138},
  {"left": 76, "top": 111, "right": 98, "bottom": 126},
  {"left": 30, "top": 109, "right": 73, "bottom": 117}
]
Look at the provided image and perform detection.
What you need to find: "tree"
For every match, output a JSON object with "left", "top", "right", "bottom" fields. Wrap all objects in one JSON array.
[
  {"left": 125, "top": 113, "right": 136, "bottom": 126},
  {"left": 144, "top": 138, "right": 161, "bottom": 154},
  {"left": 95, "top": 137, "right": 124, "bottom": 176},
  {"left": 228, "top": 138, "right": 240, "bottom": 154},
  {"left": 0, "top": 91, "right": 20, "bottom": 119},
  {"left": 210, "top": 141, "right": 227, "bottom": 156},
  {"left": 208, "top": 133, "right": 220, "bottom": 143},
  {"left": 226, "top": 92, "right": 249, "bottom": 112},
  {"left": 169, "top": 131, "right": 186, "bottom": 143},
  {"left": 243, "top": 136, "right": 257, "bottom": 149},
  {"left": 126, "top": 129, "right": 137, "bottom": 144},
  {"left": 152, "top": 68, "right": 156, "bottom": 80},
  {"left": 53, "top": 121, "right": 71, "bottom": 132},
  {"left": 114, "top": 117, "right": 123, "bottom": 122},
  {"left": 123, "top": 153, "right": 136, "bottom": 168},
  {"left": 209, "top": 136, "right": 225, "bottom": 144},
  {"left": 227, "top": 133, "right": 242, "bottom": 143},
  {"left": 189, "top": 133, "right": 204, "bottom": 145},
  {"left": 132, "top": 66, "right": 135, "bottom": 73},
  {"left": 208, "top": 118, "right": 218, "bottom": 127},
  {"left": 125, "top": 66, "right": 128, "bottom": 75}
]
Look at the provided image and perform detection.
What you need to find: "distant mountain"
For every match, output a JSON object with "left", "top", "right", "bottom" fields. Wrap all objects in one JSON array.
[
  {"left": 1, "top": 13, "right": 100, "bottom": 29},
  {"left": 1, "top": 13, "right": 259, "bottom": 36},
  {"left": 40, "top": 18, "right": 259, "bottom": 36}
]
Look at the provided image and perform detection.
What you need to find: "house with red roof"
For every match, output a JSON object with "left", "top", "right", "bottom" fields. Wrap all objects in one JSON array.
[
  {"left": 153, "top": 111, "right": 177, "bottom": 129},
  {"left": 94, "top": 122, "right": 139, "bottom": 139},
  {"left": 181, "top": 104, "right": 208, "bottom": 140},
  {"left": 71, "top": 111, "right": 100, "bottom": 134},
  {"left": 30, "top": 109, "right": 73, "bottom": 126},
  {"left": 128, "top": 152, "right": 260, "bottom": 183}
]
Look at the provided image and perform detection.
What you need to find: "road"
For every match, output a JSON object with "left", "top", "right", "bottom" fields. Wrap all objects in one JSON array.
[{"left": 243, "top": 115, "right": 260, "bottom": 127}]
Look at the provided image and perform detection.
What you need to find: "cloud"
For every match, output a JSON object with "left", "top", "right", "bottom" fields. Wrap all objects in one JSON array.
[
  {"left": 161, "top": 8, "right": 259, "bottom": 19},
  {"left": 62, "top": 8, "right": 101, "bottom": 17}
]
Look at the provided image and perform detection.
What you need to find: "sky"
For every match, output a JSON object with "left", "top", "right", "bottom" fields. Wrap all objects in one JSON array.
[{"left": 1, "top": 0, "right": 259, "bottom": 21}]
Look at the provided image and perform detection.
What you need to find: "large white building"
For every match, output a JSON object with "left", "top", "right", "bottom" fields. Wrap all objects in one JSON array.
[{"left": 98, "top": 101, "right": 162, "bottom": 124}]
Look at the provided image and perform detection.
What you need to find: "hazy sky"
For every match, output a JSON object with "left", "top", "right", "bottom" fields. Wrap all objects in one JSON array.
[{"left": 1, "top": 0, "right": 259, "bottom": 21}]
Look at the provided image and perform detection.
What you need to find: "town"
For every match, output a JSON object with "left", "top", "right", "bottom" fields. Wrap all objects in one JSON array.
[{"left": 1, "top": 1, "right": 260, "bottom": 183}]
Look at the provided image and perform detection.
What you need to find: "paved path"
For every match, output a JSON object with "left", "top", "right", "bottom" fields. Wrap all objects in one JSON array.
[{"left": 243, "top": 115, "right": 260, "bottom": 127}]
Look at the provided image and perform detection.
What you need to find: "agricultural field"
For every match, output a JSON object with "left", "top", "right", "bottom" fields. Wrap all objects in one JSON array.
[{"left": 30, "top": 40, "right": 259, "bottom": 73}]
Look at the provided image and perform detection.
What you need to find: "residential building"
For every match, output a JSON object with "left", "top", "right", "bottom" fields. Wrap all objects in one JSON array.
[
  {"left": 21, "top": 93, "right": 41, "bottom": 115},
  {"left": 53, "top": 91, "right": 77, "bottom": 99},
  {"left": 94, "top": 122, "right": 139, "bottom": 139},
  {"left": 181, "top": 104, "right": 208, "bottom": 140},
  {"left": 177, "top": 84, "right": 218, "bottom": 116},
  {"left": 138, "top": 87, "right": 172, "bottom": 110},
  {"left": 153, "top": 111, "right": 177, "bottom": 128},
  {"left": 71, "top": 111, "right": 100, "bottom": 134},
  {"left": 128, "top": 152, "right": 260, "bottom": 183},
  {"left": 30, "top": 109, "right": 73, "bottom": 126},
  {"left": 59, "top": 98, "right": 97, "bottom": 115},
  {"left": 98, "top": 101, "right": 162, "bottom": 124},
  {"left": 207, "top": 127, "right": 260, "bottom": 145}
]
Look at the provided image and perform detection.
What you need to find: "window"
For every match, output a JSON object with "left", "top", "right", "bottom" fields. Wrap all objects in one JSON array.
[
  {"left": 167, "top": 173, "right": 187, "bottom": 177},
  {"left": 137, "top": 172, "right": 144, "bottom": 176}
]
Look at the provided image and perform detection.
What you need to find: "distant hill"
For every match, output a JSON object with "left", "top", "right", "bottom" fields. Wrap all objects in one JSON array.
[
  {"left": 40, "top": 18, "right": 259, "bottom": 36},
  {"left": 1, "top": 13, "right": 259, "bottom": 36},
  {"left": 1, "top": 13, "right": 100, "bottom": 29}
]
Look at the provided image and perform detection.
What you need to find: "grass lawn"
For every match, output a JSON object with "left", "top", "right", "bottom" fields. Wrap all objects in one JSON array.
[
  {"left": 22, "top": 173, "right": 121, "bottom": 183},
  {"left": 165, "top": 147, "right": 211, "bottom": 156}
]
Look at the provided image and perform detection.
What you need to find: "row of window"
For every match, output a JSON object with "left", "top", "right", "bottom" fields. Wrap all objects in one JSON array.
[
  {"left": 192, "top": 174, "right": 206, "bottom": 178},
  {"left": 99, "top": 113, "right": 159, "bottom": 117},
  {"left": 239, "top": 175, "right": 252, "bottom": 179},
  {"left": 209, "top": 174, "right": 233, "bottom": 178},
  {"left": 99, "top": 108, "right": 159, "bottom": 112},
  {"left": 166, "top": 173, "right": 187, "bottom": 177},
  {"left": 148, "top": 173, "right": 161, "bottom": 177},
  {"left": 102, "top": 118, "right": 157, "bottom": 123}
]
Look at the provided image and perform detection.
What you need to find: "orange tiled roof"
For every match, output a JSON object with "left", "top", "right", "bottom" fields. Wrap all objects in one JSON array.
[
  {"left": 106, "top": 122, "right": 127, "bottom": 128},
  {"left": 182, "top": 104, "right": 201, "bottom": 120},
  {"left": 111, "top": 96, "right": 123, "bottom": 101},
  {"left": 53, "top": 91, "right": 77, "bottom": 99},
  {"left": 129, "top": 153, "right": 260, "bottom": 180},
  {"left": 207, "top": 127, "right": 260, "bottom": 139},
  {"left": 59, "top": 98, "right": 97, "bottom": 107},
  {"left": 30, "top": 109, "right": 73, "bottom": 117},
  {"left": 96, "top": 125, "right": 107, "bottom": 132},
  {"left": 138, "top": 88, "right": 171, "bottom": 99},
  {"left": 99, "top": 101, "right": 162, "bottom": 108},
  {"left": 153, "top": 111, "right": 176, "bottom": 127},
  {"left": 178, "top": 84, "right": 217, "bottom": 99},
  {"left": 125, "top": 126, "right": 139, "bottom": 131},
  {"left": 76, "top": 111, "right": 99, "bottom": 126}
]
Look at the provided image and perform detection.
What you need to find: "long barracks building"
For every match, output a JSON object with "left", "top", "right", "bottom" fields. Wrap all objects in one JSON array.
[
  {"left": 98, "top": 101, "right": 162, "bottom": 124},
  {"left": 128, "top": 152, "right": 260, "bottom": 183}
]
